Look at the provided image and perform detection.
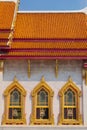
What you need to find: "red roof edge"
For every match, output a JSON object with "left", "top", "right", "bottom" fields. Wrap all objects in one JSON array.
[
  {"left": 0, "top": 45, "right": 10, "bottom": 49},
  {"left": 0, "top": 55, "right": 87, "bottom": 60}
]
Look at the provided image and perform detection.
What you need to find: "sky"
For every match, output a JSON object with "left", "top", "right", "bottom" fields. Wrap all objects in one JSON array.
[{"left": 19, "top": 0, "right": 87, "bottom": 11}]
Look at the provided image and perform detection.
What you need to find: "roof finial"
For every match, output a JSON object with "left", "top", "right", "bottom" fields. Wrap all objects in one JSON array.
[
  {"left": 68, "top": 76, "right": 72, "bottom": 81},
  {"left": 14, "top": 76, "right": 18, "bottom": 82},
  {"left": 41, "top": 76, "right": 45, "bottom": 82}
]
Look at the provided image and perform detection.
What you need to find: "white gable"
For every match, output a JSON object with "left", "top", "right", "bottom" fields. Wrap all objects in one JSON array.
[
  {"left": 0, "top": 0, "right": 18, "bottom": 3},
  {"left": 81, "top": 7, "right": 87, "bottom": 14}
]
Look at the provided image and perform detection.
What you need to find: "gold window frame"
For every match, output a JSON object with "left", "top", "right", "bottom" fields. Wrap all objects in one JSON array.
[
  {"left": 58, "top": 77, "right": 82, "bottom": 125},
  {"left": 30, "top": 77, "right": 54, "bottom": 125},
  {"left": 2, "top": 77, "right": 26, "bottom": 125}
]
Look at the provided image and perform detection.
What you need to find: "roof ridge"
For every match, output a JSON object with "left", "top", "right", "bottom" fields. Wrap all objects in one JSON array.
[
  {"left": 17, "top": 7, "right": 87, "bottom": 14},
  {"left": 0, "top": 0, "right": 18, "bottom": 3},
  {"left": 81, "top": 7, "right": 87, "bottom": 14}
]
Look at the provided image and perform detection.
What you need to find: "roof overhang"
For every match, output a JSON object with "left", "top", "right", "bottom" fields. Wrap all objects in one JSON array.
[{"left": 0, "top": 55, "right": 87, "bottom": 60}]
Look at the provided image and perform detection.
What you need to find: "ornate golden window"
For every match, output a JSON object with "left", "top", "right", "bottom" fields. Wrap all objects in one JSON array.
[
  {"left": 30, "top": 77, "right": 54, "bottom": 125},
  {"left": 2, "top": 77, "right": 26, "bottom": 125},
  {"left": 58, "top": 78, "right": 82, "bottom": 125}
]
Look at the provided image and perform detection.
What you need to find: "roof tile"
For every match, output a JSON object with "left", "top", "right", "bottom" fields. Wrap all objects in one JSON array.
[
  {"left": 0, "top": 41, "right": 7, "bottom": 46},
  {"left": 11, "top": 40, "right": 87, "bottom": 49},
  {"left": 14, "top": 13, "right": 87, "bottom": 39},
  {"left": 7, "top": 50, "right": 87, "bottom": 58},
  {"left": 0, "top": 2, "right": 15, "bottom": 29},
  {"left": 0, "top": 32, "right": 10, "bottom": 39}
]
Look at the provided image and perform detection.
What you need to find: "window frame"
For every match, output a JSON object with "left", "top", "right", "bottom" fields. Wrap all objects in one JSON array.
[
  {"left": 58, "top": 78, "right": 82, "bottom": 125},
  {"left": 30, "top": 77, "right": 54, "bottom": 125},
  {"left": 64, "top": 88, "right": 76, "bottom": 120},
  {"left": 8, "top": 88, "right": 22, "bottom": 120},
  {"left": 2, "top": 78, "right": 26, "bottom": 125},
  {"left": 36, "top": 88, "right": 49, "bottom": 120}
]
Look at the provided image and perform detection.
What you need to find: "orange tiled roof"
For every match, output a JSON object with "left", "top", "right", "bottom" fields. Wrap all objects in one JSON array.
[
  {"left": 11, "top": 40, "right": 87, "bottom": 49},
  {"left": 0, "top": 32, "right": 10, "bottom": 39},
  {"left": 0, "top": 42, "right": 7, "bottom": 46},
  {"left": 14, "top": 13, "right": 87, "bottom": 39},
  {"left": 5, "top": 50, "right": 87, "bottom": 59},
  {"left": 0, "top": 2, "right": 15, "bottom": 30},
  {"left": 0, "top": 6, "right": 87, "bottom": 59},
  {"left": 0, "top": 32, "right": 9, "bottom": 46},
  {"left": 3, "top": 40, "right": 86, "bottom": 59}
]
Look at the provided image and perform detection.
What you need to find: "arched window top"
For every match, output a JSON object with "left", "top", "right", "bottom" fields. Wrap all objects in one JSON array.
[
  {"left": 37, "top": 89, "right": 48, "bottom": 106},
  {"left": 4, "top": 77, "right": 26, "bottom": 96},
  {"left": 32, "top": 77, "right": 54, "bottom": 97},
  {"left": 59, "top": 77, "right": 81, "bottom": 97},
  {"left": 10, "top": 89, "right": 21, "bottom": 106},
  {"left": 64, "top": 89, "right": 75, "bottom": 106}
]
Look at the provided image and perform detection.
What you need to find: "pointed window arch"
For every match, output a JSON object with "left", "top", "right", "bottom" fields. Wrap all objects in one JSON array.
[
  {"left": 2, "top": 78, "right": 26, "bottom": 125},
  {"left": 30, "top": 77, "right": 54, "bottom": 125},
  {"left": 64, "top": 89, "right": 76, "bottom": 120},
  {"left": 37, "top": 89, "right": 48, "bottom": 106},
  {"left": 10, "top": 89, "right": 21, "bottom": 106},
  {"left": 58, "top": 78, "right": 82, "bottom": 125}
]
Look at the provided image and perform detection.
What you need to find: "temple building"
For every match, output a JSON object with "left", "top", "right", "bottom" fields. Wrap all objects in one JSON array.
[{"left": 0, "top": 0, "right": 87, "bottom": 129}]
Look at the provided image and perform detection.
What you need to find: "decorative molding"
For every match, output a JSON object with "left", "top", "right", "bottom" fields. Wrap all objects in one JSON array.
[
  {"left": 7, "top": 31, "right": 13, "bottom": 46},
  {"left": 58, "top": 77, "right": 82, "bottom": 125},
  {"left": 32, "top": 76, "right": 54, "bottom": 97},
  {"left": 7, "top": 0, "right": 20, "bottom": 46},
  {"left": 28, "top": 60, "right": 31, "bottom": 78},
  {"left": 13, "top": 75, "right": 18, "bottom": 82},
  {"left": 83, "top": 62, "right": 87, "bottom": 85},
  {"left": 55, "top": 60, "right": 58, "bottom": 78},
  {"left": 2, "top": 77, "right": 26, "bottom": 125},
  {"left": 83, "top": 68, "right": 87, "bottom": 86},
  {"left": 1, "top": 55, "right": 87, "bottom": 60},
  {"left": 41, "top": 76, "right": 45, "bottom": 82},
  {"left": 30, "top": 77, "right": 54, "bottom": 125},
  {"left": 11, "top": 0, "right": 20, "bottom": 30},
  {"left": 0, "top": 60, "right": 4, "bottom": 72},
  {"left": 4, "top": 77, "right": 26, "bottom": 96}
]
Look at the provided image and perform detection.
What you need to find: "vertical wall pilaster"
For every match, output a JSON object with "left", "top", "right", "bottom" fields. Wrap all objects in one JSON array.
[
  {"left": 0, "top": 60, "right": 4, "bottom": 81},
  {"left": 82, "top": 62, "right": 87, "bottom": 125}
]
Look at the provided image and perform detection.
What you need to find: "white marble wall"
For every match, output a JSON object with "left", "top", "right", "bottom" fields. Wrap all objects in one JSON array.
[
  {"left": 0, "top": 126, "right": 87, "bottom": 130},
  {"left": 0, "top": 60, "right": 83, "bottom": 125},
  {"left": 3, "top": 60, "right": 82, "bottom": 84}
]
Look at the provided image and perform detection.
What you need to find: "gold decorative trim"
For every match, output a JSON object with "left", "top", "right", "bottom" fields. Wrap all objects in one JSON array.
[
  {"left": 55, "top": 60, "right": 58, "bottom": 78},
  {"left": 13, "top": 76, "right": 18, "bottom": 82},
  {"left": 85, "top": 70, "right": 87, "bottom": 85},
  {"left": 7, "top": 31, "right": 13, "bottom": 46},
  {"left": 41, "top": 76, "right": 45, "bottom": 82},
  {"left": 28, "top": 60, "right": 31, "bottom": 78},
  {"left": 30, "top": 77, "right": 54, "bottom": 125},
  {"left": 0, "top": 60, "right": 4, "bottom": 72},
  {"left": 58, "top": 77, "right": 82, "bottom": 125},
  {"left": 11, "top": 0, "right": 20, "bottom": 30},
  {"left": 83, "top": 68, "right": 87, "bottom": 86},
  {"left": 2, "top": 77, "right": 26, "bottom": 125},
  {"left": 7, "top": 0, "right": 20, "bottom": 46}
]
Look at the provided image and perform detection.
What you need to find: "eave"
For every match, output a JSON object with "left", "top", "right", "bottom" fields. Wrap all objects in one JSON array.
[
  {"left": 0, "top": 46, "right": 10, "bottom": 49},
  {"left": 0, "top": 47, "right": 87, "bottom": 60},
  {"left": 0, "top": 55, "right": 87, "bottom": 60}
]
